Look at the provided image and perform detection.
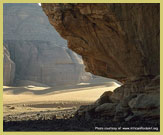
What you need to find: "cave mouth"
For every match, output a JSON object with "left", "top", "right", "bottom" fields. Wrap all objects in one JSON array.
[
  {"left": 3, "top": 3, "right": 124, "bottom": 131},
  {"left": 41, "top": 3, "right": 160, "bottom": 131},
  {"left": 3, "top": 3, "right": 160, "bottom": 131}
]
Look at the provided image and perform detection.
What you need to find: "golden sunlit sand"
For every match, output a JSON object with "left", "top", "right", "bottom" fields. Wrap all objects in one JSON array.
[
  {"left": 3, "top": 77, "right": 120, "bottom": 104},
  {"left": 3, "top": 77, "right": 120, "bottom": 117}
]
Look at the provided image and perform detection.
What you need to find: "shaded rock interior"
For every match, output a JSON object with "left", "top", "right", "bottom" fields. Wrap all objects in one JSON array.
[
  {"left": 75, "top": 75, "right": 160, "bottom": 122},
  {"left": 42, "top": 3, "right": 160, "bottom": 123}
]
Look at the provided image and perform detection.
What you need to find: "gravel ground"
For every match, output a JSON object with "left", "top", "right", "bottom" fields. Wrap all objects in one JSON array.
[{"left": 4, "top": 108, "right": 160, "bottom": 131}]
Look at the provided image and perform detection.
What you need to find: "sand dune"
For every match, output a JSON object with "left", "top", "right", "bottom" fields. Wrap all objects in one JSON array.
[{"left": 3, "top": 77, "right": 120, "bottom": 104}]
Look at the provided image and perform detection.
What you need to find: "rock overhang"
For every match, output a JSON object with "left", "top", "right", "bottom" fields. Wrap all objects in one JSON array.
[{"left": 42, "top": 3, "right": 160, "bottom": 82}]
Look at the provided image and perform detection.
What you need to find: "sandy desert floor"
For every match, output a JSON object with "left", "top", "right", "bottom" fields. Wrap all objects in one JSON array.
[
  {"left": 3, "top": 78, "right": 159, "bottom": 131},
  {"left": 3, "top": 77, "right": 120, "bottom": 118}
]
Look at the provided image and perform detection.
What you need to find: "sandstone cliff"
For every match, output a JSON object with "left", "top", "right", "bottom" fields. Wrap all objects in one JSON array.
[
  {"left": 3, "top": 3, "right": 91, "bottom": 86},
  {"left": 42, "top": 4, "right": 160, "bottom": 82},
  {"left": 3, "top": 46, "right": 15, "bottom": 85},
  {"left": 42, "top": 4, "right": 160, "bottom": 123}
]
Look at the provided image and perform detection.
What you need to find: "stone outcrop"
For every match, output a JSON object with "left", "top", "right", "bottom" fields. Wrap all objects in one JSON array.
[
  {"left": 3, "top": 46, "right": 15, "bottom": 85},
  {"left": 42, "top": 3, "right": 160, "bottom": 82},
  {"left": 75, "top": 76, "right": 160, "bottom": 122},
  {"left": 3, "top": 3, "right": 91, "bottom": 86},
  {"left": 42, "top": 4, "right": 160, "bottom": 123}
]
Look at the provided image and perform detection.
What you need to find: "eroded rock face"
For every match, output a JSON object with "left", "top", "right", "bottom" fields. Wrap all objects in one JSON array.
[
  {"left": 42, "top": 3, "right": 160, "bottom": 82},
  {"left": 3, "top": 3, "right": 91, "bottom": 86},
  {"left": 3, "top": 46, "right": 15, "bottom": 85},
  {"left": 75, "top": 76, "right": 160, "bottom": 122},
  {"left": 4, "top": 41, "right": 90, "bottom": 86},
  {"left": 42, "top": 4, "right": 160, "bottom": 123}
]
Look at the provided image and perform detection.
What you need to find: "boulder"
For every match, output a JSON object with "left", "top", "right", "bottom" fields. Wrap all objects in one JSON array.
[
  {"left": 114, "top": 103, "right": 132, "bottom": 122},
  {"left": 95, "top": 103, "right": 117, "bottom": 115},
  {"left": 145, "top": 75, "right": 160, "bottom": 93},
  {"left": 110, "top": 76, "right": 152, "bottom": 102},
  {"left": 95, "top": 91, "right": 113, "bottom": 105},
  {"left": 129, "top": 94, "right": 160, "bottom": 110},
  {"left": 76, "top": 105, "right": 97, "bottom": 116}
]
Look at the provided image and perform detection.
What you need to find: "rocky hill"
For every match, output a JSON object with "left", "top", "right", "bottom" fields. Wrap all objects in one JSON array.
[
  {"left": 42, "top": 3, "right": 160, "bottom": 124},
  {"left": 3, "top": 3, "right": 91, "bottom": 86}
]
